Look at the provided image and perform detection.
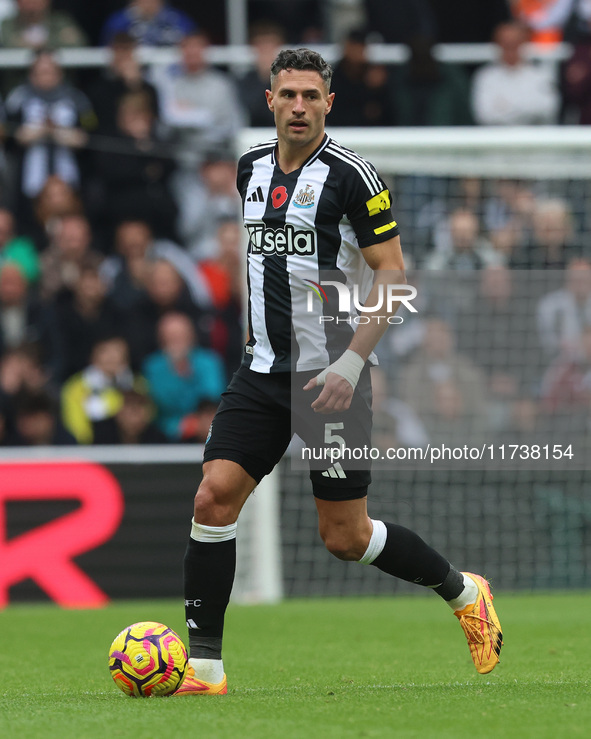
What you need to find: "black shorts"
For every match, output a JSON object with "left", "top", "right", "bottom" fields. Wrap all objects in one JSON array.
[{"left": 203, "top": 365, "right": 372, "bottom": 501}]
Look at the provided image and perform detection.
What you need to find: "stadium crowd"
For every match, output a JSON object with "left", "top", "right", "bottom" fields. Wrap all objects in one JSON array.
[{"left": 0, "top": 0, "right": 590, "bottom": 448}]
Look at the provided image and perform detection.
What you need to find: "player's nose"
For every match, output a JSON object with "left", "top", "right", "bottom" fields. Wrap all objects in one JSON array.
[{"left": 292, "top": 94, "right": 305, "bottom": 113}]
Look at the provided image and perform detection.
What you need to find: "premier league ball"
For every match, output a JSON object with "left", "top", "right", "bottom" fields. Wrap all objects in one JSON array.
[{"left": 108, "top": 621, "right": 188, "bottom": 697}]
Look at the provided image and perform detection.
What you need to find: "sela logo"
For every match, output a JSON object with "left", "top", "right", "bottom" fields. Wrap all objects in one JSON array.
[
  {"left": 248, "top": 224, "right": 317, "bottom": 256},
  {"left": 305, "top": 280, "right": 418, "bottom": 315}
]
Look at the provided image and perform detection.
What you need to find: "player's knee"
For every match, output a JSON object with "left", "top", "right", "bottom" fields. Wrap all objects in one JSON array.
[
  {"left": 321, "top": 531, "right": 369, "bottom": 561},
  {"left": 193, "top": 478, "right": 237, "bottom": 526}
]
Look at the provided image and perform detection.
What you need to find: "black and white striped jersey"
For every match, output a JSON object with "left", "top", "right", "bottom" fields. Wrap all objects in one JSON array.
[{"left": 238, "top": 133, "right": 399, "bottom": 373}]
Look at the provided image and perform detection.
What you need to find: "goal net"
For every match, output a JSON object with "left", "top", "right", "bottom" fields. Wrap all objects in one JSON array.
[{"left": 235, "top": 127, "right": 591, "bottom": 601}]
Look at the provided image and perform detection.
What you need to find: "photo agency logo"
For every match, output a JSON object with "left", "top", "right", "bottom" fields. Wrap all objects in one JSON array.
[{"left": 304, "top": 279, "right": 418, "bottom": 324}]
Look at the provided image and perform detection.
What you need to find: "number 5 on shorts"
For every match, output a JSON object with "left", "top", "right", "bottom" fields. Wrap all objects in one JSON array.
[{"left": 325, "top": 422, "right": 345, "bottom": 449}]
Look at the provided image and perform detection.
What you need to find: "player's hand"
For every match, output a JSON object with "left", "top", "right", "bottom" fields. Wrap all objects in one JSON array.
[{"left": 303, "top": 372, "right": 354, "bottom": 414}]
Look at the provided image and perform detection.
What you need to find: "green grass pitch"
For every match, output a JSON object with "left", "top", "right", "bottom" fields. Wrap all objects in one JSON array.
[{"left": 1, "top": 593, "right": 589, "bottom": 739}]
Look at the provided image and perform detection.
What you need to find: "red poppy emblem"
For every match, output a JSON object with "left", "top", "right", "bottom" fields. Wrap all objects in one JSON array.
[{"left": 271, "top": 186, "right": 289, "bottom": 209}]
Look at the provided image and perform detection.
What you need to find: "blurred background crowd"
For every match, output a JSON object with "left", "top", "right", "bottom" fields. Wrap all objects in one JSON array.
[{"left": 0, "top": 0, "right": 591, "bottom": 449}]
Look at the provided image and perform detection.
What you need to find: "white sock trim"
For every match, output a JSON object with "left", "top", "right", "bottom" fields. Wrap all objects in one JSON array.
[
  {"left": 189, "top": 657, "right": 224, "bottom": 684},
  {"left": 358, "top": 519, "right": 387, "bottom": 565},
  {"left": 190, "top": 518, "right": 237, "bottom": 543}
]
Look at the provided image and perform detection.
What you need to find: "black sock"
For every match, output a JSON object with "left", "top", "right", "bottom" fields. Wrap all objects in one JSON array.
[
  {"left": 183, "top": 536, "right": 236, "bottom": 660},
  {"left": 371, "top": 522, "right": 452, "bottom": 589}
]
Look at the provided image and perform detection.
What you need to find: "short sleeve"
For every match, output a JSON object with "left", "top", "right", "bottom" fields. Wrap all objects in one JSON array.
[{"left": 342, "top": 160, "right": 399, "bottom": 248}]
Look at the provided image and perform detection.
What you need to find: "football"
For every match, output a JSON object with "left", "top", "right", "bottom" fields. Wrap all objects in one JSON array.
[{"left": 108, "top": 621, "right": 188, "bottom": 697}]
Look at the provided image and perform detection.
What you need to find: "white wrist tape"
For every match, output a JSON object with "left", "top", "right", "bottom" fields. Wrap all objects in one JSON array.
[{"left": 314, "top": 349, "right": 365, "bottom": 391}]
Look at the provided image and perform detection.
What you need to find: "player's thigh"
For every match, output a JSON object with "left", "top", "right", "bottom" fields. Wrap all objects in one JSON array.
[
  {"left": 294, "top": 365, "right": 373, "bottom": 498},
  {"left": 203, "top": 367, "right": 292, "bottom": 486}
]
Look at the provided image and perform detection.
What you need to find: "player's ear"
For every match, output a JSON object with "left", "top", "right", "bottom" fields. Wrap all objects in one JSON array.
[
  {"left": 325, "top": 92, "right": 335, "bottom": 115},
  {"left": 265, "top": 89, "right": 274, "bottom": 112}
]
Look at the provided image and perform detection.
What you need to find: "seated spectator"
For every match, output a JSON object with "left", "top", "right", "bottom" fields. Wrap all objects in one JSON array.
[
  {"left": 93, "top": 91, "right": 177, "bottom": 239},
  {"left": 483, "top": 179, "right": 537, "bottom": 256},
  {"left": 88, "top": 31, "right": 160, "bottom": 135},
  {"left": 0, "top": 344, "right": 49, "bottom": 431},
  {"left": 510, "top": 197, "right": 583, "bottom": 269},
  {"left": 125, "top": 259, "right": 213, "bottom": 366},
  {"left": 61, "top": 335, "right": 147, "bottom": 444},
  {"left": 30, "top": 175, "right": 84, "bottom": 248},
  {"left": 6, "top": 389, "right": 76, "bottom": 445},
  {"left": 399, "top": 317, "right": 490, "bottom": 445},
  {"left": 471, "top": 21, "right": 560, "bottom": 124},
  {"left": 328, "top": 28, "right": 396, "bottom": 127},
  {"left": 238, "top": 21, "right": 284, "bottom": 127},
  {"left": 142, "top": 312, "right": 224, "bottom": 440},
  {"left": 395, "top": 34, "right": 473, "bottom": 126},
  {"left": 0, "top": 207, "right": 40, "bottom": 283},
  {"left": 197, "top": 219, "right": 243, "bottom": 375},
  {"left": 536, "top": 257, "right": 591, "bottom": 358},
  {"left": 0, "top": 262, "right": 62, "bottom": 379},
  {"left": 0, "top": 0, "right": 87, "bottom": 49},
  {"left": 150, "top": 31, "right": 244, "bottom": 168},
  {"left": 426, "top": 0, "right": 511, "bottom": 43},
  {"left": 175, "top": 152, "right": 241, "bottom": 261},
  {"left": 100, "top": 219, "right": 213, "bottom": 311},
  {"left": 92, "top": 388, "right": 168, "bottom": 444},
  {"left": 540, "top": 323, "right": 591, "bottom": 411},
  {"left": 56, "top": 256, "right": 125, "bottom": 380},
  {"left": 424, "top": 208, "right": 503, "bottom": 270},
  {"left": 5, "top": 50, "right": 96, "bottom": 206},
  {"left": 39, "top": 213, "right": 101, "bottom": 303},
  {"left": 101, "top": 0, "right": 196, "bottom": 47},
  {"left": 190, "top": 397, "right": 218, "bottom": 443},
  {"left": 248, "top": 0, "right": 322, "bottom": 44},
  {"left": 562, "top": 21, "right": 591, "bottom": 123}
]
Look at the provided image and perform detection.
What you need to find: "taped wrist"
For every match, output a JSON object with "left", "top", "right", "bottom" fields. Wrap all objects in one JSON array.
[{"left": 314, "top": 349, "right": 365, "bottom": 391}]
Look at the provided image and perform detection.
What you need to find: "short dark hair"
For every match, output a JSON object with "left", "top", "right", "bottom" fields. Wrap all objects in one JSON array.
[{"left": 270, "top": 48, "right": 332, "bottom": 91}]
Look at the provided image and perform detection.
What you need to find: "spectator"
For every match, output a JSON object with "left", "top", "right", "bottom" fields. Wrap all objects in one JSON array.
[
  {"left": 92, "top": 388, "right": 168, "bottom": 444},
  {"left": 93, "top": 91, "right": 177, "bottom": 239},
  {"left": 61, "top": 335, "right": 147, "bottom": 444},
  {"left": 482, "top": 179, "right": 537, "bottom": 256},
  {"left": 471, "top": 21, "right": 560, "bottom": 124},
  {"left": 536, "top": 257, "right": 591, "bottom": 358},
  {"left": 142, "top": 312, "right": 224, "bottom": 440},
  {"left": 7, "top": 389, "right": 76, "bottom": 445},
  {"left": 126, "top": 259, "right": 213, "bottom": 366},
  {"left": 39, "top": 213, "right": 101, "bottom": 302},
  {"left": 101, "top": 0, "right": 196, "bottom": 47},
  {"left": 238, "top": 21, "right": 285, "bottom": 128},
  {"left": 364, "top": 0, "right": 436, "bottom": 43},
  {"left": 0, "top": 207, "right": 40, "bottom": 283},
  {"left": 56, "top": 256, "right": 125, "bottom": 379},
  {"left": 197, "top": 219, "right": 244, "bottom": 375},
  {"left": 248, "top": 0, "right": 322, "bottom": 44},
  {"left": 426, "top": 0, "right": 511, "bottom": 43},
  {"left": 5, "top": 50, "right": 96, "bottom": 205},
  {"left": 424, "top": 208, "right": 503, "bottom": 270},
  {"left": 328, "top": 28, "right": 396, "bottom": 127},
  {"left": 0, "top": 262, "right": 63, "bottom": 382},
  {"left": 540, "top": 323, "right": 591, "bottom": 411},
  {"left": 395, "top": 34, "right": 473, "bottom": 126},
  {"left": 100, "top": 219, "right": 213, "bottom": 311},
  {"left": 510, "top": 197, "right": 582, "bottom": 269},
  {"left": 190, "top": 397, "right": 218, "bottom": 443},
  {"left": 562, "top": 22, "right": 591, "bottom": 123},
  {"left": 0, "top": 345, "right": 49, "bottom": 430},
  {"left": 0, "top": 0, "right": 87, "bottom": 49},
  {"left": 175, "top": 152, "right": 241, "bottom": 261},
  {"left": 88, "top": 31, "right": 159, "bottom": 135},
  {"left": 31, "top": 174, "right": 84, "bottom": 248},
  {"left": 150, "top": 31, "right": 244, "bottom": 168},
  {"left": 399, "top": 317, "right": 490, "bottom": 445}
]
